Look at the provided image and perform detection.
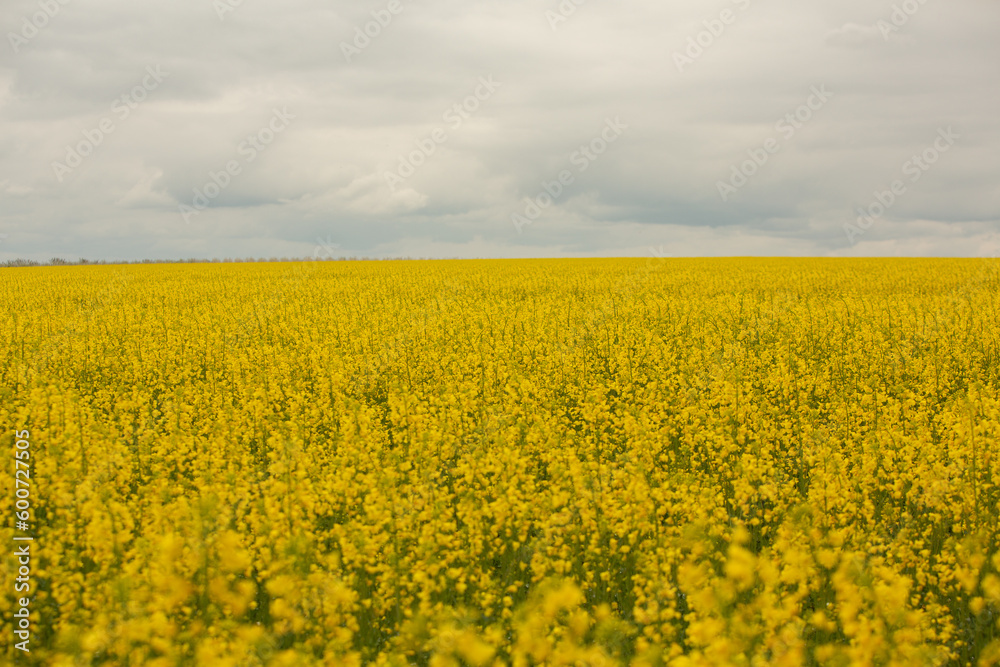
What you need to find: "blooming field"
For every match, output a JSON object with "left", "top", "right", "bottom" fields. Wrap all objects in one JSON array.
[{"left": 3, "top": 257, "right": 1000, "bottom": 666}]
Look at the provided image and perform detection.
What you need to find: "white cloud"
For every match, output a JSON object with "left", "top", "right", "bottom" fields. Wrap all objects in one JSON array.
[
  {"left": 0, "top": 179, "right": 33, "bottom": 197},
  {"left": 116, "top": 168, "right": 173, "bottom": 208},
  {"left": 825, "top": 23, "right": 891, "bottom": 48}
]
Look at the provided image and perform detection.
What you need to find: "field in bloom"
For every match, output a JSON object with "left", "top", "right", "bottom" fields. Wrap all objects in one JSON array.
[{"left": 3, "top": 257, "right": 1000, "bottom": 666}]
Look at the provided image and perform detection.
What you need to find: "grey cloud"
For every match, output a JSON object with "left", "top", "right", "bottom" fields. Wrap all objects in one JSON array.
[{"left": 1, "top": 0, "right": 998, "bottom": 260}]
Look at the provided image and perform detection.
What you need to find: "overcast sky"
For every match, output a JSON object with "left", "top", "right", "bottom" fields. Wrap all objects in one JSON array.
[{"left": 1, "top": 0, "right": 998, "bottom": 261}]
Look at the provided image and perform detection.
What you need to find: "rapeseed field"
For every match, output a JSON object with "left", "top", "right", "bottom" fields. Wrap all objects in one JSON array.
[{"left": 2, "top": 257, "right": 999, "bottom": 666}]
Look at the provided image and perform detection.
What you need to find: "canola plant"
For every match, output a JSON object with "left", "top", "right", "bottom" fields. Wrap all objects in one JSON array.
[{"left": 2, "top": 257, "right": 999, "bottom": 666}]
